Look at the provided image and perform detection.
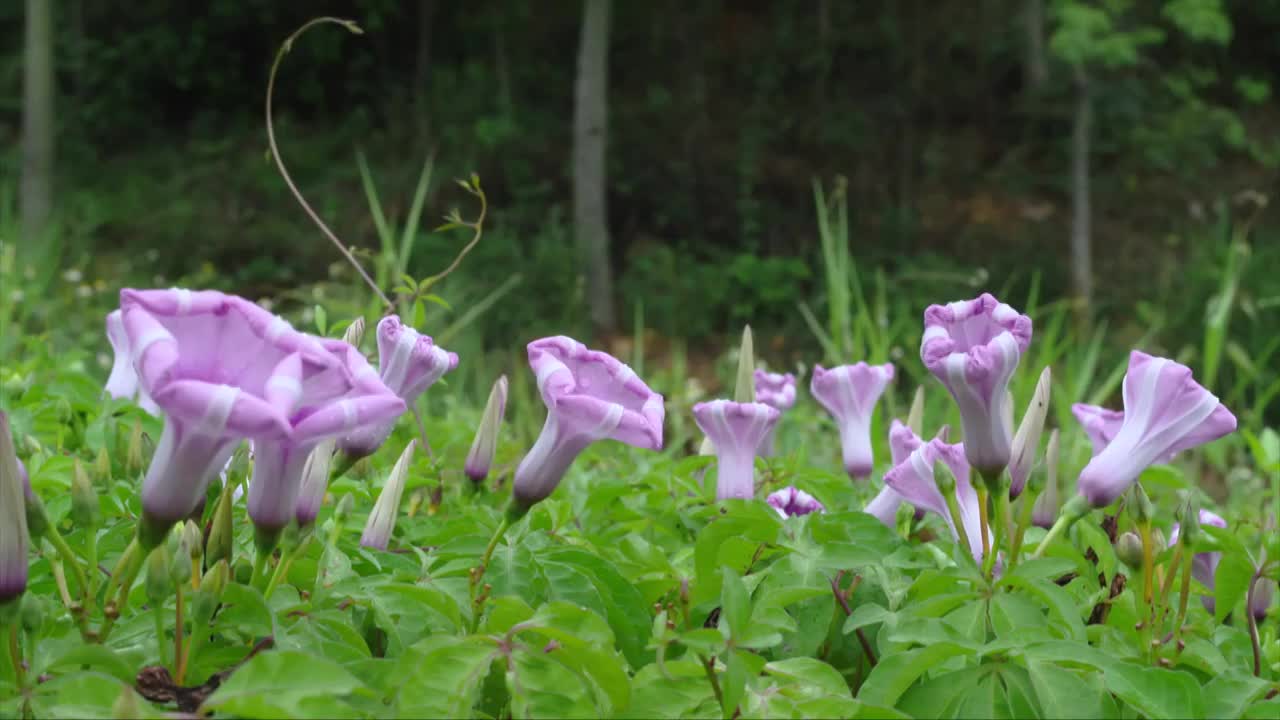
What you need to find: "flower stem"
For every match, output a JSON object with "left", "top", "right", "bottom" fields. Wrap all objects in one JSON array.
[
  {"left": 976, "top": 486, "right": 991, "bottom": 562},
  {"left": 700, "top": 653, "right": 724, "bottom": 711},
  {"left": 1171, "top": 540, "right": 1194, "bottom": 648},
  {"left": 44, "top": 524, "right": 90, "bottom": 612},
  {"left": 153, "top": 603, "right": 169, "bottom": 671},
  {"left": 1007, "top": 487, "right": 1039, "bottom": 574},
  {"left": 943, "top": 489, "right": 982, "bottom": 573},
  {"left": 98, "top": 539, "right": 143, "bottom": 643},
  {"left": 173, "top": 585, "right": 185, "bottom": 684},
  {"left": 264, "top": 533, "right": 312, "bottom": 601},
  {"left": 8, "top": 624, "right": 23, "bottom": 691},
  {"left": 1031, "top": 496, "right": 1089, "bottom": 560}
]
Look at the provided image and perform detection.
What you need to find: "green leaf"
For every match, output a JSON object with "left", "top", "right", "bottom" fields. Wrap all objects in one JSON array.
[
  {"left": 1244, "top": 699, "right": 1280, "bottom": 719},
  {"left": 1003, "top": 557, "right": 1077, "bottom": 584},
  {"left": 1001, "top": 576, "right": 1087, "bottom": 642},
  {"left": 508, "top": 646, "right": 599, "bottom": 719},
  {"left": 41, "top": 644, "right": 135, "bottom": 684},
  {"left": 1214, "top": 548, "right": 1255, "bottom": 623},
  {"left": 720, "top": 566, "right": 750, "bottom": 640},
  {"left": 202, "top": 651, "right": 367, "bottom": 718},
  {"left": 396, "top": 636, "right": 499, "bottom": 718},
  {"left": 517, "top": 601, "right": 616, "bottom": 648},
  {"left": 1027, "top": 659, "right": 1106, "bottom": 719},
  {"left": 313, "top": 304, "right": 327, "bottom": 335},
  {"left": 1103, "top": 662, "right": 1204, "bottom": 720},
  {"left": 680, "top": 628, "right": 728, "bottom": 655},
  {"left": 1202, "top": 673, "right": 1272, "bottom": 719},
  {"left": 722, "top": 649, "right": 751, "bottom": 719},
  {"left": 539, "top": 546, "right": 654, "bottom": 666},
  {"left": 857, "top": 641, "right": 976, "bottom": 707},
  {"left": 763, "top": 657, "right": 851, "bottom": 699},
  {"left": 28, "top": 672, "right": 139, "bottom": 720},
  {"left": 623, "top": 661, "right": 718, "bottom": 719},
  {"left": 693, "top": 507, "right": 780, "bottom": 604}
]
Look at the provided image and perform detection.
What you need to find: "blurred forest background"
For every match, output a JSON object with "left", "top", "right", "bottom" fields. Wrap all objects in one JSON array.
[{"left": 3, "top": 0, "right": 1280, "bottom": 411}]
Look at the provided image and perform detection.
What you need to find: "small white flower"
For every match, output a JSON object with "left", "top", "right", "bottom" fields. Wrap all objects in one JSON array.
[
  {"left": 76, "top": 284, "right": 93, "bottom": 298},
  {"left": 9, "top": 290, "right": 23, "bottom": 303},
  {"left": 63, "top": 269, "right": 84, "bottom": 283}
]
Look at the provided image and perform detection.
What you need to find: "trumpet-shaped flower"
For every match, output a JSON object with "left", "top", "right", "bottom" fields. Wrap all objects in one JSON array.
[
  {"left": 513, "top": 337, "right": 664, "bottom": 508},
  {"left": 811, "top": 362, "right": 895, "bottom": 480},
  {"left": 693, "top": 400, "right": 780, "bottom": 500},
  {"left": 105, "top": 309, "right": 160, "bottom": 415},
  {"left": 863, "top": 420, "right": 924, "bottom": 526},
  {"left": 1169, "top": 509, "right": 1229, "bottom": 614},
  {"left": 1070, "top": 403, "right": 1125, "bottom": 457},
  {"left": 250, "top": 340, "right": 404, "bottom": 535},
  {"left": 883, "top": 438, "right": 985, "bottom": 560},
  {"left": 117, "top": 288, "right": 340, "bottom": 544},
  {"left": 767, "top": 486, "right": 825, "bottom": 518},
  {"left": 754, "top": 370, "right": 796, "bottom": 456},
  {"left": 338, "top": 315, "right": 458, "bottom": 459},
  {"left": 1, "top": 412, "right": 29, "bottom": 604},
  {"left": 920, "top": 293, "right": 1032, "bottom": 478},
  {"left": 465, "top": 375, "right": 509, "bottom": 482},
  {"left": 1076, "top": 351, "right": 1236, "bottom": 508}
]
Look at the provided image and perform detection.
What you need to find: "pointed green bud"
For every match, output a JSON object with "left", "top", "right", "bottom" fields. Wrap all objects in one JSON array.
[
  {"left": 907, "top": 385, "right": 925, "bottom": 437},
  {"left": 126, "top": 419, "right": 144, "bottom": 475},
  {"left": 193, "top": 559, "right": 229, "bottom": 624},
  {"left": 465, "top": 375, "right": 509, "bottom": 483},
  {"left": 184, "top": 520, "right": 203, "bottom": 562},
  {"left": 1179, "top": 495, "right": 1202, "bottom": 546},
  {"left": 94, "top": 447, "right": 111, "bottom": 485},
  {"left": 360, "top": 440, "right": 416, "bottom": 550},
  {"left": 233, "top": 558, "right": 253, "bottom": 586},
  {"left": 19, "top": 592, "right": 44, "bottom": 635},
  {"left": 732, "top": 325, "right": 756, "bottom": 403},
  {"left": 1116, "top": 531, "right": 1144, "bottom": 568},
  {"left": 334, "top": 493, "right": 355, "bottom": 524},
  {"left": 71, "top": 459, "right": 100, "bottom": 528},
  {"left": 144, "top": 545, "right": 173, "bottom": 605},
  {"left": 1031, "top": 430, "right": 1061, "bottom": 528},
  {"left": 1009, "top": 366, "right": 1051, "bottom": 499},
  {"left": 1130, "top": 483, "right": 1155, "bottom": 525},
  {"left": 342, "top": 316, "right": 366, "bottom": 348},
  {"left": 206, "top": 476, "right": 235, "bottom": 567},
  {"left": 169, "top": 526, "right": 193, "bottom": 586},
  {"left": 934, "top": 459, "right": 957, "bottom": 496}
]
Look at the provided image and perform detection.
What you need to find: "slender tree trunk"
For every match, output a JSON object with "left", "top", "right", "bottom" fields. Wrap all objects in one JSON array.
[
  {"left": 1024, "top": 0, "right": 1047, "bottom": 93},
  {"left": 574, "top": 0, "right": 616, "bottom": 335},
  {"left": 21, "top": 0, "right": 55, "bottom": 251},
  {"left": 413, "top": 0, "right": 437, "bottom": 141},
  {"left": 1070, "top": 65, "right": 1093, "bottom": 324}
]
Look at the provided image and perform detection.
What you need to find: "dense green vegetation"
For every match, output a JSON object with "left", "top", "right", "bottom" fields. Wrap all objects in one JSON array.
[{"left": 1, "top": 1, "right": 1279, "bottom": 718}]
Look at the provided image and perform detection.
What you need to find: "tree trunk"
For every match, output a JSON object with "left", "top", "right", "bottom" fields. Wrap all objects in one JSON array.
[
  {"left": 573, "top": 0, "right": 616, "bottom": 335},
  {"left": 413, "top": 0, "right": 437, "bottom": 141},
  {"left": 21, "top": 0, "right": 55, "bottom": 252},
  {"left": 1070, "top": 66, "right": 1092, "bottom": 324},
  {"left": 1024, "top": 0, "right": 1047, "bottom": 92}
]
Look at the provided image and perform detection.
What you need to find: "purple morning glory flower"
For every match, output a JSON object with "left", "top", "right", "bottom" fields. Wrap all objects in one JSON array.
[
  {"left": 693, "top": 400, "right": 780, "bottom": 501},
  {"left": 920, "top": 293, "right": 1032, "bottom": 478},
  {"left": 884, "top": 437, "right": 985, "bottom": 561},
  {"left": 753, "top": 370, "right": 796, "bottom": 456},
  {"left": 338, "top": 315, "right": 458, "bottom": 459},
  {"left": 810, "top": 362, "right": 895, "bottom": 480},
  {"left": 767, "top": 486, "right": 825, "bottom": 518},
  {"left": 1076, "top": 351, "right": 1235, "bottom": 508},
  {"left": 1071, "top": 403, "right": 1125, "bottom": 457},
  {"left": 248, "top": 339, "right": 405, "bottom": 534},
  {"left": 105, "top": 309, "right": 161, "bottom": 415},
  {"left": 513, "top": 336, "right": 664, "bottom": 508},
  {"left": 117, "top": 288, "right": 341, "bottom": 541},
  {"left": 863, "top": 420, "right": 925, "bottom": 526}
]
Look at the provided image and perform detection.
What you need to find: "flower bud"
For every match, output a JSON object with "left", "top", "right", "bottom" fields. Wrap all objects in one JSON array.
[
  {"left": 184, "top": 520, "right": 203, "bottom": 564},
  {"left": 20, "top": 592, "right": 44, "bottom": 635},
  {"left": 1178, "top": 496, "right": 1202, "bottom": 546},
  {"left": 1116, "top": 531, "right": 1144, "bottom": 568},
  {"left": 170, "top": 528, "right": 193, "bottom": 587},
  {"left": 907, "top": 385, "right": 925, "bottom": 437},
  {"left": 126, "top": 419, "right": 145, "bottom": 475},
  {"left": 193, "top": 559, "right": 229, "bottom": 624},
  {"left": 342, "top": 316, "right": 366, "bottom": 348},
  {"left": 0, "top": 412, "right": 31, "bottom": 604},
  {"left": 1008, "top": 366, "right": 1051, "bottom": 499},
  {"left": 233, "top": 558, "right": 253, "bottom": 586},
  {"left": 361, "top": 440, "right": 417, "bottom": 550},
  {"left": 465, "top": 375, "right": 508, "bottom": 483},
  {"left": 144, "top": 545, "right": 173, "bottom": 606},
  {"left": 206, "top": 478, "right": 235, "bottom": 567},
  {"left": 71, "top": 459, "right": 100, "bottom": 528},
  {"left": 1130, "top": 483, "right": 1155, "bottom": 525},
  {"left": 934, "top": 459, "right": 957, "bottom": 496},
  {"left": 733, "top": 325, "right": 756, "bottom": 403},
  {"left": 94, "top": 447, "right": 111, "bottom": 485},
  {"left": 334, "top": 493, "right": 356, "bottom": 524}
]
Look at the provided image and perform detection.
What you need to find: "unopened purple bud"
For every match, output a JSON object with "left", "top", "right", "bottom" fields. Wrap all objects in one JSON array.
[{"left": 465, "top": 375, "right": 508, "bottom": 483}]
